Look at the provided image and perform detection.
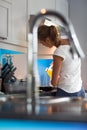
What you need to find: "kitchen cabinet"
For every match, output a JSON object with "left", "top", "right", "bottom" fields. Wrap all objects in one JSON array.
[
  {"left": 0, "top": 5, "right": 8, "bottom": 39},
  {"left": 0, "top": 0, "right": 12, "bottom": 40},
  {"left": 0, "top": 0, "right": 28, "bottom": 49},
  {"left": 0, "top": 0, "right": 28, "bottom": 56}
]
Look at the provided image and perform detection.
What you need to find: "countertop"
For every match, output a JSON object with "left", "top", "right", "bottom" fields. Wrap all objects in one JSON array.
[{"left": 0, "top": 93, "right": 87, "bottom": 122}]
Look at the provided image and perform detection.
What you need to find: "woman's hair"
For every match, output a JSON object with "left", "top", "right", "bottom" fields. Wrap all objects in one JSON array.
[{"left": 38, "top": 25, "right": 59, "bottom": 47}]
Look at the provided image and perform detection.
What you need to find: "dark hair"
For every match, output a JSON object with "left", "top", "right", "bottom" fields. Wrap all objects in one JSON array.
[{"left": 38, "top": 25, "right": 58, "bottom": 46}]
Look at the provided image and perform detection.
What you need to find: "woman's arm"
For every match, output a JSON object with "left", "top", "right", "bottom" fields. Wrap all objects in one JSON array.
[{"left": 51, "top": 55, "right": 64, "bottom": 87}]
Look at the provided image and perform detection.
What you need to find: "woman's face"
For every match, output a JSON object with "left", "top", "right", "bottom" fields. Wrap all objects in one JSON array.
[{"left": 39, "top": 38, "right": 53, "bottom": 48}]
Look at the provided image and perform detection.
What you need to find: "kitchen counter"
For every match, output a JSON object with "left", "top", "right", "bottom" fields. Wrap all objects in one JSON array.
[{"left": 0, "top": 93, "right": 87, "bottom": 122}]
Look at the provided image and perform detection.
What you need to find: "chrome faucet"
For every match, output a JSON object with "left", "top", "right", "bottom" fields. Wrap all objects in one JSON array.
[{"left": 27, "top": 9, "right": 85, "bottom": 114}]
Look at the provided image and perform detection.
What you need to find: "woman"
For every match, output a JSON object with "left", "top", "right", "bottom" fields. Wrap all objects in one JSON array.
[{"left": 38, "top": 25, "right": 85, "bottom": 98}]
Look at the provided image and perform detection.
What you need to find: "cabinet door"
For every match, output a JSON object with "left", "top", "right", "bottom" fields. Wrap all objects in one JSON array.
[
  {"left": 28, "top": 0, "right": 55, "bottom": 15},
  {"left": 0, "top": 0, "right": 12, "bottom": 40},
  {"left": 0, "top": 5, "right": 8, "bottom": 39}
]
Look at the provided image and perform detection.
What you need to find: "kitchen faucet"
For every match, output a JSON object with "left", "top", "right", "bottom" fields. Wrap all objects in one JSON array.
[{"left": 27, "top": 9, "right": 85, "bottom": 114}]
